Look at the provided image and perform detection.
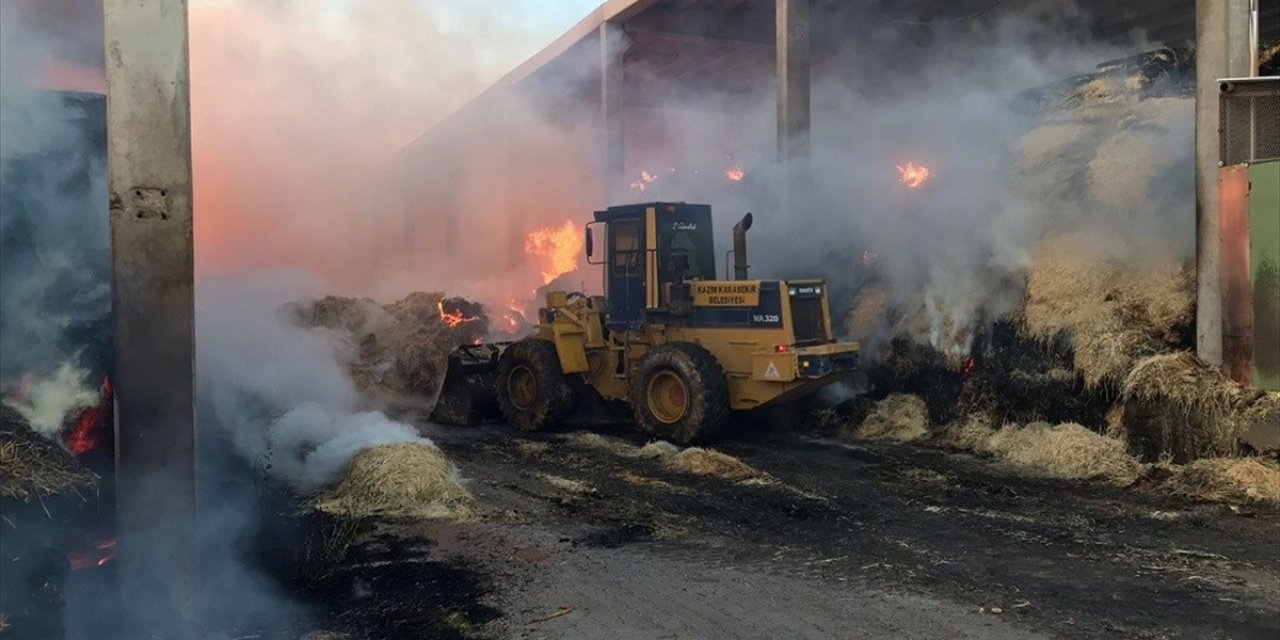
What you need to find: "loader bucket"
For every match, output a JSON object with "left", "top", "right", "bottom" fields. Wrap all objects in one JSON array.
[{"left": 429, "top": 342, "right": 512, "bottom": 426}]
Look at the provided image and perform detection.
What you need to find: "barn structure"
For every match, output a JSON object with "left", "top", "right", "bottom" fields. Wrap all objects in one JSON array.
[{"left": 388, "top": 0, "right": 1276, "bottom": 356}]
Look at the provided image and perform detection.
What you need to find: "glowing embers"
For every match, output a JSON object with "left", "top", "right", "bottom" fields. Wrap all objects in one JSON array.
[
  {"left": 67, "top": 539, "right": 116, "bottom": 571},
  {"left": 438, "top": 300, "right": 480, "bottom": 328}
]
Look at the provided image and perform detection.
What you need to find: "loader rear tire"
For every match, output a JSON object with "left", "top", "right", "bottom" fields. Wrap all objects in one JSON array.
[
  {"left": 631, "top": 342, "right": 730, "bottom": 445},
  {"left": 496, "top": 338, "right": 576, "bottom": 432}
]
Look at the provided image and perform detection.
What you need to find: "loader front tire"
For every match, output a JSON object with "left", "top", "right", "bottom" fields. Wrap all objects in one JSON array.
[
  {"left": 496, "top": 338, "right": 575, "bottom": 432},
  {"left": 631, "top": 342, "right": 730, "bottom": 445}
]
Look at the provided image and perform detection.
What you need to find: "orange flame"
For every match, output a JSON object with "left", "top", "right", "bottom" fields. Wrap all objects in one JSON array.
[
  {"left": 524, "top": 220, "right": 583, "bottom": 285},
  {"left": 66, "top": 377, "right": 112, "bottom": 456},
  {"left": 437, "top": 301, "right": 477, "bottom": 328},
  {"left": 629, "top": 170, "right": 658, "bottom": 192},
  {"left": 724, "top": 165, "right": 745, "bottom": 182},
  {"left": 499, "top": 298, "right": 526, "bottom": 332},
  {"left": 896, "top": 162, "right": 931, "bottom": 188}
]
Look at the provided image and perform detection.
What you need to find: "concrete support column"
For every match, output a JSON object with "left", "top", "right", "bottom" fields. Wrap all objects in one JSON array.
[
  {"left": 104, "top": 0, "right": 199, "bottom": 632},
  {"left": 776, "top": 0, "right": 811, "bottom": 219},
  {"left": 600, "top": 21, "right": 626, "bottom": 204},
  {"left": 1195, "top": 0, "right": 1254, "bottom": 365}
]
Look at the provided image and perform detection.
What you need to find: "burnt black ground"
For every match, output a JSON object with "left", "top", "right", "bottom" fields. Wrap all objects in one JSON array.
[{"left": 301, "top": 420, "right": 1280, "bottom": 640}]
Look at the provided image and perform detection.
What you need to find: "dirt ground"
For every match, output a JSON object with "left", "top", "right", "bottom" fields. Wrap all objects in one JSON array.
[{"left": 309, "top": 421, "right": 1280, "bottom": 640}]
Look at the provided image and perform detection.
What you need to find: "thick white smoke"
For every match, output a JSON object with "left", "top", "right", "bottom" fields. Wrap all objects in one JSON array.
[
  {"left": 198, "top": 274, "right": 430, "bottom": 490},
  {"left": 0, "top": 1, "right": 111, "bottom": 435},
  {"left": 591, "top": 6, "right": 1193, "bottom": 357}
]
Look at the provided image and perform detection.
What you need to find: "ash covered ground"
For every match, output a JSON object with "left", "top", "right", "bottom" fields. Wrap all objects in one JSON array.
[{"left": 287, "top": 421, "right": 1280, "bottom": 640}]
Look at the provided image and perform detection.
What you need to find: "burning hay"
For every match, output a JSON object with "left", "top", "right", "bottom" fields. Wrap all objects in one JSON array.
[
  {"left": 4, "top": 363, "right": 100, "bottom": 437},
  {"left": 313, "top": 442, "right": 473, "bottom": 521},
  {"left": 0, "top": 404, "right": 95, "bottom": 501},
  {"left": 846, "top": 394, "right": 930, "bottom": 443},
  {"left": 665, "top": 448, "right": 764, "bottom": 483},
  {"left": 1021, "top": 231, "right": 1194, "bottom": 388},
  {"left": 280, "top": 292, "right": 490, "bottom": 402},
  {"left": 1117, "top": 353, "right": 1280, "bottom": 462},
  {"left": 1153, "top": 458, "right": 1280, "bottom": 505}
]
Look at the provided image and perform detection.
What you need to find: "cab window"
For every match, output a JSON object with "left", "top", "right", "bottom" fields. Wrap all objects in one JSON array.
[{"left": 611, "top": 218, "right": 641, "bottom": 276}]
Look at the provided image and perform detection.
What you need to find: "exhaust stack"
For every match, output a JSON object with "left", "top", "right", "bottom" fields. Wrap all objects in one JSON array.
[{"left": 733, "top": 212, "right": 753, "bottom": 280}]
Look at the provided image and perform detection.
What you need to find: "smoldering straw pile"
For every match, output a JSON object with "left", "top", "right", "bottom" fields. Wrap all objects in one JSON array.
[{"left": 836, "top": 44, "right": 1280, "bottom": 503}]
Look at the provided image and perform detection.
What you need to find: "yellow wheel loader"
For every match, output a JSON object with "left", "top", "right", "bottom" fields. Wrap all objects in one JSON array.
[{"left": 430, "top": 202, "right": 860, "bottom": 444}]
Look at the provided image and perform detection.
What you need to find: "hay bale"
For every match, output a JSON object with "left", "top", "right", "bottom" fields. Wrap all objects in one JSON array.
[
  {"left": 313, "top": 443, "right": 472, "bottom": 520},
  {"left": 665, "top": 448, "right": 763, "bottom": 482},
  {"left": 1119, "top": 353, "right": 1280, "bottom": 462},
  {"left": 848, "top": 394, "right": 929, "bottom": 443},
  {"left": 984, "top": 422, "right": 1141, "bottom": 485},
  {"left": 1022, "top": 232, "right": 1194, "bottom": 388},
  {"left": 1155, "top": 457, "right": 1280, "bottom": 505},
  {"left": 0, "top": 404, "right": 96, "bottom": 501}
]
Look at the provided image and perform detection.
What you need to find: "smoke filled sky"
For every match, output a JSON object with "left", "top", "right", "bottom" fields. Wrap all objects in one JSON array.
[
  {"left": 3, "top": 0, "right": 605, "bottom": 281},
  {"left": 188, "top": 0, "right": 602, "bottom": 280}
]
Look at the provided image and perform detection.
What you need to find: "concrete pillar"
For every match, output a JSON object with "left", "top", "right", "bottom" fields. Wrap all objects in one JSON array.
[
  {"left": 103, "top": 0, "right": 199, "bottom": 632},
  {"left": 600, "top": 21, "right": 626, "bottom": 204},
  {"left": 1195, "top": 0, "right": 1254, "bottom": 365},
  {"left": 776, "top": 0, "right": 810, "bottom": 220}
]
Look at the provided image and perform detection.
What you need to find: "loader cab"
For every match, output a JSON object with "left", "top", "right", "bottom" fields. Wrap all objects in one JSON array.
[{"left": 589, "top": 203, "right": 716, "bottom": 330}]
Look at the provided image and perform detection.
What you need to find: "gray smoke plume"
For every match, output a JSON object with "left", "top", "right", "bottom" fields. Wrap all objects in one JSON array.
[
  {"left": 378, "top": 2, "right": 1199, "bottom": 363},
  {"left": 198, "top": 274, "right": 431, "bottom": 490},
  {"left": 0, "top": 1, "right": 111, "bottom": 434}
]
